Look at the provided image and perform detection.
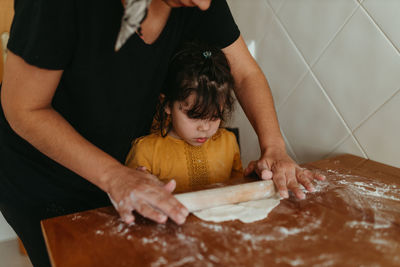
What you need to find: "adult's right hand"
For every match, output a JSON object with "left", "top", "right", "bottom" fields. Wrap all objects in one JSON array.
[{"left": 105, "top": 165, "right": 189, "bottom": 225}]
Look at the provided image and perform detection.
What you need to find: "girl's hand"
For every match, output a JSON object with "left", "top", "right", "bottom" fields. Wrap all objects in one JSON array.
[
  {"left": 244, "top": 146, "right": 325, "bottom": 199},
  {"left": 105, "top": 166, "right": 188, "bottom": 225}
]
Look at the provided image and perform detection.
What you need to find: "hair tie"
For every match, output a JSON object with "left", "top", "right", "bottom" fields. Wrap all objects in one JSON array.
[{"left": 203, "top": 51, "right": 212, "bottom": 58}]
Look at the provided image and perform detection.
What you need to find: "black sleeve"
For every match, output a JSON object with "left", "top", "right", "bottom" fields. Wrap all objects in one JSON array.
[
  {"left": 7, "top": 0, "right": 76, "bottom": 70},
  {"left": 183, "top": 0, "right": 240, "bottom": 49}
]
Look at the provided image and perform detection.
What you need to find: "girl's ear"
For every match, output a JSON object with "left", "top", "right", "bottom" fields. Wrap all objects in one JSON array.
[
  {"left": 164, "top": 104, "right": 171, "bottom": 115},
  {"left": 160, "top": 93, "right": 171, "bottom": 114}
]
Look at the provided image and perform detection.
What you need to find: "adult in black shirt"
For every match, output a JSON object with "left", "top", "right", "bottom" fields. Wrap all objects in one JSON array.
[{"left": 0, "top": 0, "right": 325, "bottom": 266}]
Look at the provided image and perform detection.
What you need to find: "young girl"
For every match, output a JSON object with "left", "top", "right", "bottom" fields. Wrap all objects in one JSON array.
[{"left": 125, "top": 42, "right": 243, "bottom": 193}]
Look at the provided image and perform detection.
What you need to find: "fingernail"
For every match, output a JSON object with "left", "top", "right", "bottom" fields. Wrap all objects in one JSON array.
[
  {"left": 180, "top": 210, "right": 189, "bottom": 220},
  {"left": 177, "top": 214, "right": 186, "bottom": 224},
  {"left": 124, "top": 215, "right": 133, "bottom": 224},
  {"left": 262, "top": 172, "right": 272, "bottom": 180},
  {"left": 281, "top": 191, "right": 289, "bottom": 199},
  {"left": 159, "top": 215, "right": 167, "bottom": 223}
]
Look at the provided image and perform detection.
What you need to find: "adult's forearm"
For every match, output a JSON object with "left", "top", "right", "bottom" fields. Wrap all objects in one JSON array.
[
  {"left": 1, "top": 51, "right": 121, "bottom": 193},
  {"left": 4, "top": 106, "right": 120, "bottom": 193},
  {"left": 223, "top": 36, "right": 285, "bottom": 153},
  {"left": 234, "top": 69, "right": 285, "bottom": 152}
]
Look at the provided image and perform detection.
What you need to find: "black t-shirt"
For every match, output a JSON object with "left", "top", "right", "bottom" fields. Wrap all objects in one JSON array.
[{"left": 0, "top": 0, "right": 240, "bottom": 205}]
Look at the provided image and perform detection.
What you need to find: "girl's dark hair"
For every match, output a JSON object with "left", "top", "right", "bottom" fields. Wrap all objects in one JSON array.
[{"left": 154, "top": 42, "right": 235, "bottom": 136}]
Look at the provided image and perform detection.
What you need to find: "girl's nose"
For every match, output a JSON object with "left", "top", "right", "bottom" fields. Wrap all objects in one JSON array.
[{"left": 197, "top": 121, "right": 211, "bottom": 131}]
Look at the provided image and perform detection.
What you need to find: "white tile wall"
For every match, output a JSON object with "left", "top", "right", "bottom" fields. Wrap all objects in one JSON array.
[
  {"left": 362, "top": 0, "right": 400, "bottom": 52},
  {"left": 228, "top": 0, "right": 400, "bottom": 168},
  {"left": 0, "top": 213, "right": 16, "bottom": 242},
  {"left": 277, "top": 0, "right": 358, "bottom": 65},
  {"left": 354, "top": 90, "right": 400, "bottom": 168},
  {"left": 278, "top": 72, "right": 350, "bottom": 163}
]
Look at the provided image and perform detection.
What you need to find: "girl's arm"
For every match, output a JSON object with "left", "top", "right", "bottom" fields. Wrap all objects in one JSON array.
[
  {"left": 1, "top": 51, "right": 188, "bottom": 224},
  {"left": 223, "top": 36, "right": 325, "bottom": 199}
]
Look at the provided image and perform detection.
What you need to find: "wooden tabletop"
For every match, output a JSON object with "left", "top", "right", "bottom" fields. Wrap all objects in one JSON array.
[{"left": 41, "top": 154, "right": 400, "bottom": 267}]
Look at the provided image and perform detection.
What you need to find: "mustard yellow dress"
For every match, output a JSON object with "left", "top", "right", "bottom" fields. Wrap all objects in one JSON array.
[{"left": 125, "top": 128, "right": 243, "bottom": 193}]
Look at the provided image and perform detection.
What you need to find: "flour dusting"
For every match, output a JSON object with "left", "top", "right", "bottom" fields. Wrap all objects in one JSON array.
[{"left": 65, "top": 164, "right": 399, "bottom": 267}]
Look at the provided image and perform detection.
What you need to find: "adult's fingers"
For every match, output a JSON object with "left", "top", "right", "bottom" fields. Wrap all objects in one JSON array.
[
  {"left": 141, "top": 172, "right": 166, "bottom": 187},
  {"left": 314, "top": 171, "right": 326, "bottom": 181},
  {"left": 135, "top": 185, "right": 188, "bottom": 225},
  {"left": 244, "top": 161, "right": 257, "bottom": 176},
  {"left": 286, "top": 167, "right": 305, "bottom": 199},
  {"left": 301, "top": 168, "right": 326, "bottom": 181},
  {"left": 117, "top": 199, "right": 135, "bottom": 224},
  {"left": 296, "top": 168, "right": 315, "bottom": 192},
  {"left": 273, "top": 170, "right": 289, "bottom": 199},
  {"left": 257, "top": 160, "right": 273, "bottom": 180},
  {"left": 191, "top": 0, "right": 211, "bottom": 10},
  {"left": 163, "top": 179, "right": 176, "bottom": 193},
  {"left": 245, "top": 160, "right": 273, "bottom": 179},
  {"left": 287, "top": 179, "right": 305, "bottom": 200},
  {"left": 133, "top": 197, "right": 168, "bottom": 224}
]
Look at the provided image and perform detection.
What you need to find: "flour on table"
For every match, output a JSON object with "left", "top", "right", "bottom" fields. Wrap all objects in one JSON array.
[{"left": 193, "top": 194, "right": 281, "bottom": 223}]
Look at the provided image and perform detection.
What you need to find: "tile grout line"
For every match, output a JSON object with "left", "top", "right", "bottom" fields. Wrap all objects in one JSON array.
[
  {"left": 307, "top": 66, "right": 369, "bottom": 159},
  {"left": 323, "top": 134, "right": 365, "bottom": 160},
  {"left": 265, "top": 0, "right": 368, "bottom": 158},
  {"left": 272, "top": 0, "right": 360, "bottom": 111},
  {"left": 358, "top": 1, "right": 400, "bottom": 55},
  {"left": 266, "top": 0, "right": 286, "bottom": 15},
  {"left": 343, "top": 3, "right": 400, "bottom": 134},
  {"left": 352, "top": 87, "right": 400, "bottom": 133},
  {"left": 309, "top": 0, "right": 361, "bottom": 67},
  {"left": 276, "top": 71, "right": 309, "bottom": 112},
  {"left": 263, "top": 0, "right": 309, "bottom": 112},
  {"left": 261, "top": 0, "right": 299, "bottom": 100},
  {"left": 343, "top": 1, "right": 400, "bottom": 157},
  {"left": 323, "top": 133, "right": 352, "bottom": 159},
  {"left": 315, "top": 0, "right": 399, "bottom": 157},
  {"left": 239, "top": 0, "right": 287, "bottom": 56}
]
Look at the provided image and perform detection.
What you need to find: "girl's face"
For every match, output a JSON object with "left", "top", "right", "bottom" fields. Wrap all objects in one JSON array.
[{"left": 165, "top": 94, "right": 221, "bottom": 146}]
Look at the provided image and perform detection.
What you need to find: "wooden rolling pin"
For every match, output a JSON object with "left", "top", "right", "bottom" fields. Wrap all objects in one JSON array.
[{"left": 174, "top": 180, "right": 276, "bottom": 212}]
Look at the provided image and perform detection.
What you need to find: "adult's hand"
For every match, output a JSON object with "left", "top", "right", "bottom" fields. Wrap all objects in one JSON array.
[
  {"left": 163, "top": 0, "right": 211, "bottom": 10},
  {"left": 105, "top": 165, "right": 189, "bottom": 225},
  {"left": 244, "top": 146, "right": 325, "bottom": 199},
  {"left": 2, "top": 52, "right": 189, "bottom": 226}
]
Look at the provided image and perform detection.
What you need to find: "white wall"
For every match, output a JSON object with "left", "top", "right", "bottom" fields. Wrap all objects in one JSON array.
[
  {"left": 228, "top": 0, "right": 400, "bottom": 168},
  {"left": 0, "top": 213, "right": 16, "bottom": 242}
]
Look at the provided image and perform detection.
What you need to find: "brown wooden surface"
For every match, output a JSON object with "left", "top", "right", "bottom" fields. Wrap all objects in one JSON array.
[{"left": 41, "top": 154, "right": 400, "bottom": 267}]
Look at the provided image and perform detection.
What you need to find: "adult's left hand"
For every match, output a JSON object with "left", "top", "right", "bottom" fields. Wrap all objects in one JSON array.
[{"left": 244, "top": 146, "right": 325, "bottom": 199}]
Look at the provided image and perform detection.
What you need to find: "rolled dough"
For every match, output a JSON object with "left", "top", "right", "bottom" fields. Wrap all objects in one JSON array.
[{"left": 193, "top": 194, "right": 281, "bottom": 223}]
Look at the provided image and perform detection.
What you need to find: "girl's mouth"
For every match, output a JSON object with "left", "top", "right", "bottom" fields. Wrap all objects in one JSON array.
[{"left": 196, "top": 138, "right": 208, "bottom": 143}]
